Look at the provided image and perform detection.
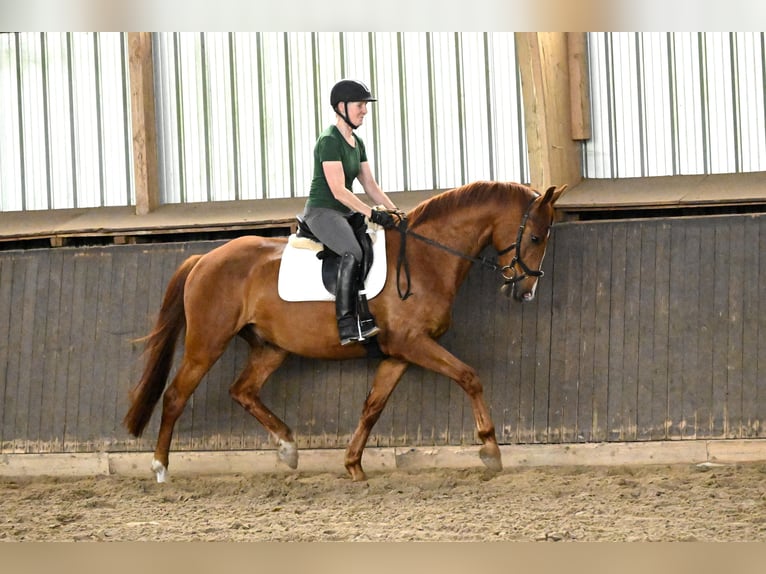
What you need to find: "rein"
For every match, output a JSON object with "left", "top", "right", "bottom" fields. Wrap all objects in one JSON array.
[{"left": 395, "top": 195, "right": 543, "bottom": 300}]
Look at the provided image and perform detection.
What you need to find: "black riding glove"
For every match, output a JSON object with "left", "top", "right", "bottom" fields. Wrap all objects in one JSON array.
[{"left": 370, "top": 209, "right": 399, "bottom": 229}]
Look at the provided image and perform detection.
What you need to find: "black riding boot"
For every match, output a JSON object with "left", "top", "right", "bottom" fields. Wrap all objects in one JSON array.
[
  {"left": 336, "top": 252, "right": 381, "bottom": 345},
  {"left": 336, "top": 252, "right": 362, "bottom": 345}
]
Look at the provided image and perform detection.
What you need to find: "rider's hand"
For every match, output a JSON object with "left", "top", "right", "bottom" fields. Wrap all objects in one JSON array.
[{"left": 370, "top": 209, "right": 399, "bottom": 229}]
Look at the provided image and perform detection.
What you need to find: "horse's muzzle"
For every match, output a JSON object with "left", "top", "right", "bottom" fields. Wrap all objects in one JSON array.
[{"left": 500, "top": 280, "right": 536, "bottom": 302}]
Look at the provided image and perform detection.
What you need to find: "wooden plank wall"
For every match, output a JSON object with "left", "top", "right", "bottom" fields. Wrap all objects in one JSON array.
[{"left": 1, "top": 213, "right": 765, "bottom": 454}]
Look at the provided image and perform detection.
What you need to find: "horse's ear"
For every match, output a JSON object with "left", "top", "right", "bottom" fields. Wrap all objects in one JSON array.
[{"left": 541, "top": 184, "right": 568, "bottom": 206}]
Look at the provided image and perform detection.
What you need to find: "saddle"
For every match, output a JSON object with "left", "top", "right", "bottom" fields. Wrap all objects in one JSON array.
[{"left": 295, "top": 212, "right": 375, "bottom": 295}]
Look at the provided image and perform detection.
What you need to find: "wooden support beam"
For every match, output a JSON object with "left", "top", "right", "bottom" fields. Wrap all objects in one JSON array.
[
  {"left": 568, "top": 32, "right": 592, "bottom": 141},
  {"left": 515, "top": 32, "right": 584, "bottom": 193},
  {"left": 128, "top": 32, "right": 160, "bottom": 215}
]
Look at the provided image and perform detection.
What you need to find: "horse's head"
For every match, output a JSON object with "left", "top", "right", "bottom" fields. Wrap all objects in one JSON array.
[{"left": 497, "top": 184, "right": 567, "bottom": 302}]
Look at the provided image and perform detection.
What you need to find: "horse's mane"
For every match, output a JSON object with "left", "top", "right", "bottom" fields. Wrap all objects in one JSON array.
[{"left": 408, "top": 180, "right": 533, "bottom": 226}]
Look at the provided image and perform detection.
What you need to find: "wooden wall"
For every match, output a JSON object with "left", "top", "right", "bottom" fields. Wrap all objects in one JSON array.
[{"left": 1, "top": 212, "right": 765, "bottom": 454}]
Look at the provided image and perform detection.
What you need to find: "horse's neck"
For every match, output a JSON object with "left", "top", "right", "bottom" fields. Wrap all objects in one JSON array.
[
  {"left": 406, "top": 203, "right": 496, "bottom": 291},
  {"left": 412, "top": 205, "right": 495, "bottom": 257}
]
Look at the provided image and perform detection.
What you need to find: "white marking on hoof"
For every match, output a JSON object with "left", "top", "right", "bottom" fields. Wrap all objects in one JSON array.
[
  {"left": 151, "top": 459, "right": 168, "bottom": 483},
  {"left": 277, "top": 439, "right": 299, "bottom": 469}
]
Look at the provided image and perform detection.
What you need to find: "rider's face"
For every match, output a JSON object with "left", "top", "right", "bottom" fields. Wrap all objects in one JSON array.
[{"left": 342, "top": 101, "right": 368, "bottom": 126}]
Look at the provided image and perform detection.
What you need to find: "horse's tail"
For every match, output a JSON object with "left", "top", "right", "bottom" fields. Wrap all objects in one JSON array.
[{"left": 123, "top": 254, "right": 203, "bottom": 437}]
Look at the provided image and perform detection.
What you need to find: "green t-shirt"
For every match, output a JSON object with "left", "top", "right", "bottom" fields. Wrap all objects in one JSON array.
[{"left": 306, "top": 125, "right": 368, "bottom": 213}]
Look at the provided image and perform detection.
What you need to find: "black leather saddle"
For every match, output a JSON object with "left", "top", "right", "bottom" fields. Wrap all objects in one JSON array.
[{"left": 295, "top": 212, "right": 375, "bottom": 295}]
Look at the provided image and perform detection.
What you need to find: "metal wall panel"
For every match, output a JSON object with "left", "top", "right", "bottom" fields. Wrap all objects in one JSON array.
[
  {"left": 584, "top": 32, "right": 766, "bottom": 178},
  {"left": 0, "top": 32, "right": 133, "bottom": 212},
  {"left": 2, "top": 213, "right": 765, "bottom": 453},
  {"left": 153, "top": 32, "right": 528, "bottom": 204}
]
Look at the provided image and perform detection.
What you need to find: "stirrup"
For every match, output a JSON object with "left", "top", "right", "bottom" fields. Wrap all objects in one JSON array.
[{"left": 358, "top": 317, "right": 381, "bottom": 339}]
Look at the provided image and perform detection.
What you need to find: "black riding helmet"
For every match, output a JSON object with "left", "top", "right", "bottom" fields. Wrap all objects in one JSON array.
[{"left": 330, "top": 79, "right": 376, "bottom": 129}]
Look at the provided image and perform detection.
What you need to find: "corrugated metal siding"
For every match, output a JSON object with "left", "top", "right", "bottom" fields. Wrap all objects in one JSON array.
[
  {"left": 0, "top": 32, "right": 133, "bottom": 212},
  {"left": 2, "top": 213, "right": 765, "bottom": 453},
  {"left": 153, "top": 32, "right": 528, "bottom": 203},
  {"left": 584, "top": 32, "right": 766, "bottom": 178}
]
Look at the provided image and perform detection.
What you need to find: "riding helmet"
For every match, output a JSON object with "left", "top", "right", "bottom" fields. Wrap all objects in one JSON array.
[{"left": 330, "top": 79, "right": 377, "bottom": 110}]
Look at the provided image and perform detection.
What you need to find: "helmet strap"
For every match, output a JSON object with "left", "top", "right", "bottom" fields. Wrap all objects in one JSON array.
[{"left": 335, "top": 102, "right": 359, "bottom": 130}]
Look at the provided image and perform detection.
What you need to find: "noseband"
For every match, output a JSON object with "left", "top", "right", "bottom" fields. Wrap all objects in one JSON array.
[{"left": 395, "top": 194, "right": 545, "bottom": 300}]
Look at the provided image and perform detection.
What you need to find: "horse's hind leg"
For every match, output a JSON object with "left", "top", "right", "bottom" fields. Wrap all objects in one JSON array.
[
  {"left": 228, "top": 341, "right": 296, "bottom": 468},
  {"left": 345, "top": 357, "right": 409, "bottom": 481},
  {"left": 152, "top": 350, "right": 223, "bottom": 482}
]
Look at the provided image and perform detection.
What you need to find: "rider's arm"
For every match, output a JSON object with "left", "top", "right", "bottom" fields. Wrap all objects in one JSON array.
[{"left": 322, "top": 161, "right": 377, "bottom": 218}]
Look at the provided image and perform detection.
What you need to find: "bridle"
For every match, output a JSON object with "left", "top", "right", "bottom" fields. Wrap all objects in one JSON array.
[{"left": 395, "top": 194, "right": 545, "bottom": 300}]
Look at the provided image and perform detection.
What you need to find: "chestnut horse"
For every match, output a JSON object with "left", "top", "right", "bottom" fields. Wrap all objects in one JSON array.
[{"left": 123, "top": 180, "right": 566, "bottom": 482}]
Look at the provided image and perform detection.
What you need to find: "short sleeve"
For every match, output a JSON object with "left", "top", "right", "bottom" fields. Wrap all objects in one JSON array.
[{"left": 315, "top": 133, "right": 343, "bottom": 162}]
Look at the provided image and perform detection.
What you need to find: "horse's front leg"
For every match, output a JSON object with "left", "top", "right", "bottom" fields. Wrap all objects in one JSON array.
[
  {"left": 400, "top": 335, "right": 502, "bottom": 473},
  {"left": 345, "top": 357, "right": 409, "bottom": 481}
]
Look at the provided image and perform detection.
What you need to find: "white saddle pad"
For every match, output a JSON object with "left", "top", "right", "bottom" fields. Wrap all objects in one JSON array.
[{"left": 277, "top": 228, "right": 387, "bottom": 302}]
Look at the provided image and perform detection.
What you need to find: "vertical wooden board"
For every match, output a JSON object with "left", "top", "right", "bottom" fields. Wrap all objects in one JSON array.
[
  {"left": 591, "top": 225, "right": 613, "bottom": 442},
  {"left": 666, "top": 224, "right": 687, "bottom": 439},
  {"left": 576, "top": 225, "right": 598, "bottom": 442},
  {"left": 27, "top": 251, "right": 52, "bottom": 448},
  {"left": 607, "top": 224, "right": 627, "bottom": 441},
  {"left": 547, "top": 225, "right": 574, "bottom": 443},
  {"left": 110, "top": 249, "right": 143, "bottom": 444},
  {"left": 39, "top": 251, "right": 64, "bottom": 447},
  {"left": 679, "top": 222, "right": 702, "bottom": 438},
  {"left": 63, "top": 254, "right": 88, "bottom": 451},
  {"left": 294, "top": 357, "right": 317, "bottom": 449},
  {"left": 89, "top": 250, "right": 114, "bottom": 446},
  {"left": 684, "top": 220, "right": 717, "bottom": 438},
  {"left": 308, "top": 357, "right": 331, "bottom": 448},
  {"left": 14, "top": 255, "right": 39, "bottom": 450},
  {"left": 741, "top": 217, "right": 761, "bottom": 436},
  {"left": 404, "top": 351, "right": 426, "bottom": 446},
  {"left": 726, "top": 219, "right": 745, "bottom": 437},
  {"left": 650, "top": 222, "right": 671, "bottom": 440},
  {"left": 636, "top": 222, "right": 657, "bottom": 440},
  {"left": 77, "top": 252, "right": 103, "bottom": 448},
  {"left": 531, "top": 232, "right": 557, "bottom": 442},
  {"left": 561, "top": 224, "right": 583, "bottom": 443},
  {"left": 621, "top": 225, "right": 641, "bottom": 441},
  {"left": 52, "top": 251, "right": 76, "bottom": 452},
  {"left": 336, "top": 359, "right": 366, "bottom": 448},
  {"left": 0, "top": 257, "right": 16, "bottom": 449},
  {"left": 98, "top": 248, "right": 121, "bottom": 443},
  {"left": 324, "top": 359, "right": 345, "bottom": 446},
  {"left": 757, "top": 216, "right": 766, "bottom": 435},
  {"left": 277, "top": 355, "right": 302, "bottom": 448},
  {"left": 711, "top": 223, "right": 731, "bottom": 437},
  {"left": 516, "top": 285, "right": 542, "bottom": 443}
]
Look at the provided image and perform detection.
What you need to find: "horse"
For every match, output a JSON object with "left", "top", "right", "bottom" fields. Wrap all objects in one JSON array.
[{"left": 123, "top": 180, "right": 567, "bottom": 482}]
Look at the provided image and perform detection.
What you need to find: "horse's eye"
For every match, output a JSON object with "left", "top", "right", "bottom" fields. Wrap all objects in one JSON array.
[{"left": 530, "top": 235, "right": 541, "bottom": 244}]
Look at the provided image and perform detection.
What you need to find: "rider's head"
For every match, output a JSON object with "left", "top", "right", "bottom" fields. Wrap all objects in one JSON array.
[{"left": 330, "top": 79, "right": 376, "bottom": 130}]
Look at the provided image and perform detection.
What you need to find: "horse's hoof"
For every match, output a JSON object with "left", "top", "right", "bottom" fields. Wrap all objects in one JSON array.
[
  {"left": 479, "top": 444, "right": 503, "bottom": 473},
  {"left": 151, "top": 459, "right": 168, "bottom": 483},
  {"left": 277, "top": 440, "right": 299, "bottom": 469},
  {"left": 345, "top": 463, "right": 368, "bottom": 482}
]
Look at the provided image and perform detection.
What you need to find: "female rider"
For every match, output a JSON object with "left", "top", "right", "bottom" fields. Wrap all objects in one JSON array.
[{"left": 302, "top": 79, "right": 402, "bottom": 346}]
